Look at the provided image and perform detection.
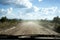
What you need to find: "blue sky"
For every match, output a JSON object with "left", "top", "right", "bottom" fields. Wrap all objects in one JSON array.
[{"left": 0, "top": 0, "right": 60, "bottom": 20}]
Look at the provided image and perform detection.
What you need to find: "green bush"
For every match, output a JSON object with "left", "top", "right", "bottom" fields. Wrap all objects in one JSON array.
[
  {"left": 52, "top": 16, "right": 60, "bottom": 24},
  {"left": 0, "top": 16, "right": 7, "bottom": 22},
  {"left": 0, "top": 17, "right": 22, "bottom": 30},
  {"left": 55, "top": 25, "right": 60, "bottom": 33}
]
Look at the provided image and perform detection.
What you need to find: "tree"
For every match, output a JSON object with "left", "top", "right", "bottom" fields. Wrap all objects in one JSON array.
[
  {"left": 52, "top": 16, "right": 60, "bottom": 33},
  {"left": 52, "top": 16, "right": 60, "bottom": 26},
  {"left": 0, "top": 16, "right": 7, "bottom": 22},
  {"left": 55, "top": 25, "right": 60, "bottom": 33},
  {"left": 53, "top": 16, "right": 60, "bottom": 23}
]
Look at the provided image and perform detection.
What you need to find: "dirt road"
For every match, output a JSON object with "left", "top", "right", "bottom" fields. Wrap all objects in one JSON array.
[
  {"left": 0, "top": 21, "right": 58, "bottom": 35},
  {"left": 12, "top": 21, "right": 58, "bottom": 35}
]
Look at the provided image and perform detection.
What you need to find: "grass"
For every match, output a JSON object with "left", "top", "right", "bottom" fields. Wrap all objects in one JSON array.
[
  {"left": 38, "top": 20, "right": 60, "bottom": 33},
  {"left": 38, "top": 21, "right": 55, "bottom": 31},
  {"left": 0, "top": 21, "right": 19, "bottom": 30}
]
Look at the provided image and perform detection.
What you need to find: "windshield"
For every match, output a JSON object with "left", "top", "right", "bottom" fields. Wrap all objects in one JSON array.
[{"left": 0, "top": 0, "right": 60, "bottom": 36}]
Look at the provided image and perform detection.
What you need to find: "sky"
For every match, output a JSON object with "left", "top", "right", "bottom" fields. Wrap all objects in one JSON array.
[{"left": 0, "top": 0, "right": 60, "bottom": 20}]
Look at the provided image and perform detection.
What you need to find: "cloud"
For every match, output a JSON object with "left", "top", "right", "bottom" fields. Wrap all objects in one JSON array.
[
  {"left": 21, "top": 6, "right": 59, "bottom": 20},
  {"left": 33, "top": 6, "right": 39, "bottom": 12},
  {"left": 7, "top": 7, "right": 13, "bottom": 14},
  {"left": 14, "top": 6, "right": 59, "bottom": 20},
  {"left": 37, "top": 7, "right": 59, "bottom": 20},
  {"left": 0, "top": 9, "right": 5, "bottom": 17},
  {"left": 38, "top": 0, "right": 42, "bottom": 2},
  {"left": 0, "top": 7, "right": 13, "bottom": 18},
  {"left": 39, "top": 7, "right": 58, "bottom": 15},
  {"left": 0, "top": 9, "right": 5, "bottom": 14},
  {"left": 0, "top": 5, "right": 59, "bottom": 20},
  {"left": 0, "top": 0, "right": 32, "bottom": 8},
  {"left": 0, "top": 0, "right": 60, "bottom": 20},
  {"left": 23, "top": 6, "right": 40, "bottom": 13}
]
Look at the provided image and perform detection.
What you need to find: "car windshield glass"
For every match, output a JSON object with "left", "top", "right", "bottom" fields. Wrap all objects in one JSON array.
[{"left": 0, "top": 0, "right": 60, "bottom": 36}]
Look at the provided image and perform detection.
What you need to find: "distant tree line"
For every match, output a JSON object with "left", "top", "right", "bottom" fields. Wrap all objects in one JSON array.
[{"left": 0, "top": 16, "right": 22, "bottom": 23}]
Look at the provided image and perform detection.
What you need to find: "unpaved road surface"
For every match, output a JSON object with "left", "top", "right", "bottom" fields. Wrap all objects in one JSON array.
[
  {"left": 12, "top": 21, "right": 58, "bottom": 35},
  {"left": 0, "top": 21, "right": 59, "bottom": 35}
]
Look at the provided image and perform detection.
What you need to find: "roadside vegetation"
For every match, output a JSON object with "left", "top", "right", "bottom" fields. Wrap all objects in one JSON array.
[
  {"left": 0, "top": 16, "right": 22, "bottom": 30},
  {"left": 52, "top": 16, "right": 60, "bottom": 33},
  {"left": 40, "top": 16, "right": 60, "bottom": 33}
]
